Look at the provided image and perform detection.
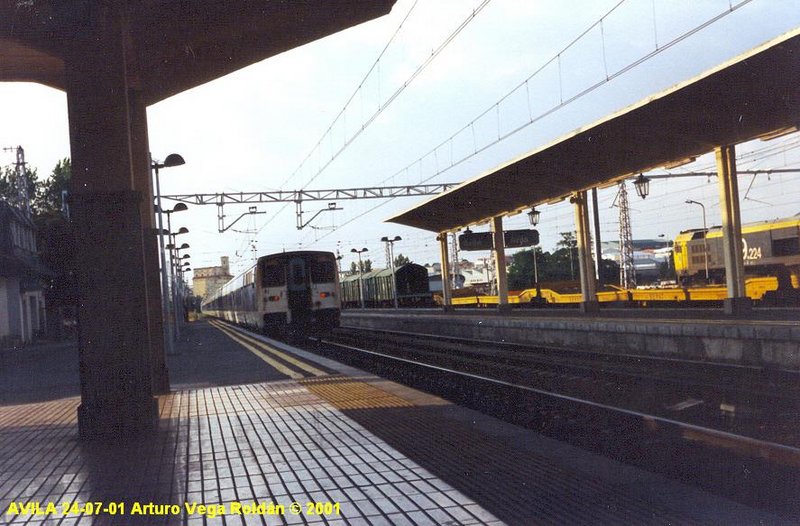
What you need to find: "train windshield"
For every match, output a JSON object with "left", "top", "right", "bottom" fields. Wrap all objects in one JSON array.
[
  {"left": 290, "top": 261, "right": 306, "bottom": 286},
  {"left": 263, "top": 263, "right": 284, "bottom": 287},
  {"left": 310, "top": 257, "right": 336, "bottom": 283}
]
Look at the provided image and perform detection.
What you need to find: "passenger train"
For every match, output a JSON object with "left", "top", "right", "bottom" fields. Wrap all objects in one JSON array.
[{"left": 202, "top": 251, "right": 341, "bottom": 336}]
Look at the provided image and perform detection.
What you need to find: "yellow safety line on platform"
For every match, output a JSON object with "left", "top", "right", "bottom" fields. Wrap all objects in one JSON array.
[
  {"left": 209, "top": 319, "right": 327, "bottom": 377},
  {"left": 209, "top": 320, "right": 305, "bottom": 380}
]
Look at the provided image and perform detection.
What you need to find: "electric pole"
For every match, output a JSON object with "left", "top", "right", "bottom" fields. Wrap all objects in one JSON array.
[{"left": 617, "top": 181, "right": 636, "bottom": 289}]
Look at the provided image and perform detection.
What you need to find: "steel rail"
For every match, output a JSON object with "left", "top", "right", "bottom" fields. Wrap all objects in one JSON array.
[{"left": 318, "top": 336, "right": 800, "bottom": 467}]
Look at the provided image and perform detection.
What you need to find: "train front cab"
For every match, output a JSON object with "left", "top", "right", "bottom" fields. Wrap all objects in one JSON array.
[{"left": 262, "top": 252, "right": 340, "bottom": 336}]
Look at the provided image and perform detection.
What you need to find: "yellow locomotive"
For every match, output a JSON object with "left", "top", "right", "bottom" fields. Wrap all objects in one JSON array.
[{"left": 673, "top": 214, "right": 800, "bottom": 288}]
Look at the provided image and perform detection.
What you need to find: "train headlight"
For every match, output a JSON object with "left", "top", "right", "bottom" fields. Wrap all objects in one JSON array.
[
  {"left": 268, "top": 295, "right": 281, "bottom": 302},
  {"left": 320, "top": 292, "right": 333, "bottom": 299}
]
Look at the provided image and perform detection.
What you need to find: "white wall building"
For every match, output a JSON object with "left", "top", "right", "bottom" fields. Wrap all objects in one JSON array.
[{"left": 0, "top": 202, "right": 46, "bottom": 345}]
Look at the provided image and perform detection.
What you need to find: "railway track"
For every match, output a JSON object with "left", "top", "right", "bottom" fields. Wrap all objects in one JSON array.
[
  {"left": 304, "top": 327, "right": 800, "bottom": 514},
  {"left": 326, "top": 327, "right": 800, "bottom": 444}
]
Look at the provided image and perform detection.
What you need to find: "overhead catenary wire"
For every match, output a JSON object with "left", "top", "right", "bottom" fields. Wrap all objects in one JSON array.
[
  {"left": 280, "top": 0, "right": 492, "bottom": 193},
  {"left": 301, "top": 0, "right": 760, "bottom": 250},
  {"left": 241, "top": 0, "right": 492, "bottom": 256}
]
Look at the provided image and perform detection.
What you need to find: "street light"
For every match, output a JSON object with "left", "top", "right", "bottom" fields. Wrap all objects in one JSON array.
[
  {"left": 172, "top": 249, "right": 190, "bottom": 326},
  {"left": 527, "top": 207, "right": 540, "bottom": 227},
  {"left": 633, "top": 173, "right": 650, "bottom": 199},
  {"left": 166, "top": 235, "right": 189, "bottom": 339},
  {"left": 685, "top": 199, "right": 710, "bottom": 281},
  {"left": 381, "top": 236, "right": 402, "bottom": 308},
  {"left": 351, "top": 247, "right": 368, "bottom": 308},
  {"left": 151, "top": 153, "right": 185, "bottom": 354},
  {"left": 527, "top": 207, "right": 542, "bottom": 302}
]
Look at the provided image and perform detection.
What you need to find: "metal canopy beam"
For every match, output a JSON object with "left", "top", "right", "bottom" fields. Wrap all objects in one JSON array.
[{"left": 387, "top": 29, "right": 800, "bottom": 233}]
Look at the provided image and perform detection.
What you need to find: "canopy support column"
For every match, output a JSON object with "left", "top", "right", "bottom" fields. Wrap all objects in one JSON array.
[
  {"left": 65, "top": 5, "right": 158, "bottom": 440},
  {"left": 573, "top": 191, "right": 599, "bottom": 313},
  {"left": 437, "top": 233, "right": 453, "bottom": 311},
  {"left": 716, "top": 144, "right": 750, "bottom": 315},
  {"left": 491, "top": 216, "right": 510, "bottom": 312},
  {"left": 129, "top": 91, "right": 170, "bottom": 395},
  {"left": 591, "top": 188, "right": 603, "bottom": 286}
]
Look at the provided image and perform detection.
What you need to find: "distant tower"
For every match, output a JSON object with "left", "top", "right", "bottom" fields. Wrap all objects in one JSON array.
[
  {"left": 617, "top": 181, "right": 636, "bottom": 289},
  {"left": 3, "top": 146, "right": 30, "bottom": 216},
  {"left": 450, "top": 233, "right": 460, "bottom": 289}
]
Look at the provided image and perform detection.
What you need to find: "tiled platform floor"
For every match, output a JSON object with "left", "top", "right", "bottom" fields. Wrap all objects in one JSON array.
[
  {"left": 2, "top": 320, "right": 794, "bottom": 525},
  {"left": 1, "top": 381, "right": 499, "bottom": 525}
]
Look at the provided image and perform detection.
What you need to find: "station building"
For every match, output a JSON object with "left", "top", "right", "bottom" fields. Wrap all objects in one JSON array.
[
  {"left": 192, "top": 256, "right": 233, "bottom": 300},
  {"left": 0, "top": 201, "right": 47, "bottom": 345}
]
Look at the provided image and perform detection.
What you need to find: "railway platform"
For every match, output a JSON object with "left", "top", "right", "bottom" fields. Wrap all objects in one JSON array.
[
  {"left": 0, "top": 320, "right": 794, "bottom": 525},
  {"left": 342, "top": 308, "right": 800, "bottom": 369}
]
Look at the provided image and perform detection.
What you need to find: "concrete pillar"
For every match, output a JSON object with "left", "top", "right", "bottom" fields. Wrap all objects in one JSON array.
[
  {"left": 716, "top": 144, "right": 750, "bottom": 314},
  {"left": 491, "top": 217, "right": 510, "bottom": 312},
  {"left": 573, "top": 191, "right": 599, "bottom": 313},
  {"left": 129, "top": 91, "right": 170, "bottom": 395},
  {"left": 591, "top": 188, "right": 603, "bottom": 286},
  {"left": 437, "top": 233, "right": 452, "bottom": 310},
  {"left": 65, "top": 5, "right": 158, "bottom": 439}
]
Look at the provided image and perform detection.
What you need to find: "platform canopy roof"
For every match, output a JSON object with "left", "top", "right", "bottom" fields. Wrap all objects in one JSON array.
[
  {"left": 388, "top": 29, "right": 800, "bottom": 233},
  {"left": 0, "top": 0, "right": 396, "bottom": 105}
]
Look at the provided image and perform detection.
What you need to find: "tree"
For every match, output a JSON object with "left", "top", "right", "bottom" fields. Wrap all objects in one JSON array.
[
  {"left": 658, "top": 258, "right": 677, "bottom": 282},
  {"left": 0, "top": 164, "right": 38, "bottom": 210},
  {"left": 349, "top": 258, "right": 372, "bottom": 274},
  {"left": 394, "top": 253, "right": 410, "bottom": 267},
  {"left": 507, "top": 248, "right": 535, "bottom": 290},
  {"left": 0, "top": 158, "right": 69, "bottom": 219},
  {"left": 1, "top": 158, "right": 75, "bottom": 337},
  {"left": 598, "top": 258, "right": 620, "bottom": 286},
  {"left": 555, "top": 231, "right": 578, "bottom": 280},
  {"left": 508, "top": 247, "right": 621, "bottom": 291},
  {"left": 35, "top": 159, "right": 71, "bottom": 217}
]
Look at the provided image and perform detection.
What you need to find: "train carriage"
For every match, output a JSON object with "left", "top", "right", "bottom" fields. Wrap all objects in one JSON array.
[
  {"left": 395, "top": 263, "right": 433, "bottom": 305},
  {"left": 340, "top": 263, "right": 432, "bottom": 307},
  {"left": 202, "top": 251, "right": 340, "bottom": 337}
]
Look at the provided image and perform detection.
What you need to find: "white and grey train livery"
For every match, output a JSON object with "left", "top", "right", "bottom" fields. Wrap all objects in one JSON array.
[{"left": 202, "top": 251, "right": 341, "bottom": 336}]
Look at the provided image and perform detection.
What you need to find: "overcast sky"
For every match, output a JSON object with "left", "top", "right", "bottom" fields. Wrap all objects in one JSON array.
[{"left": 1, "top": 0, "right": 799, "bottom": 278}]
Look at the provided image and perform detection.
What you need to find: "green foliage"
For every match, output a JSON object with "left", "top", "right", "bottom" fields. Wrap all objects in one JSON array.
[
  {"left": 349, "top": 258, "right": 373, "bottom": 274},
  {"left": 599, "top": 258, "right": 620, "bottom": 285},
  {"left": 0, "top": 164, "right": 38, "bottom": 210},
  {"left": 36, "top": 160, "right": 76, "bottom": 302},
  {"left": 0, "top": 158, "right": 70, "bottom": 219},
  {"left": 507, "top": 244, "right": 620, "bottom": 290},
  {"left": 394, "top": 253, "right": 411, "bottom": 267},
  {"left": 36, "top": 158, "right": 71, "bottom": 218},
  {"left": 658, "top": 258, "right": 677, "bottom": 282},
  {"left": 1, "top": 158, "right": 76, "bottom": 302}
]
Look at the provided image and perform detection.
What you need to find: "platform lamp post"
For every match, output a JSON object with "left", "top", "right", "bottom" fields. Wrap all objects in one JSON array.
[
  {"left": 351, "top": 247, "right": 368, "bottom": 309},
  {"left": 173, "top": 242, "right": 190, "bottom": 335},
  {"left": 163, "top": 208, "right": 188, "bottom": 332},
  {"left": 176, "top": 259, "right": 191, "bottom": 323},
  {"left": 527, "top": 207, "right": 542, "bottom": 303},
  {"left": 633, "top": 173, "right": 651, "bottom": 199},
  {"left": 152, "top": 153, "right": 185, "bottom": 355},
  {"left": 381, "top": 236, "right": 402, "bottom": 308},
  {"left": 166, "top": 238, "right": 189, "bottom": 340},
  {"left": 174, "top": 253, "right": 191, "bottom": 323},
  {"left": 685, "top": 199, "right": 710, "bottom": 281}
]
